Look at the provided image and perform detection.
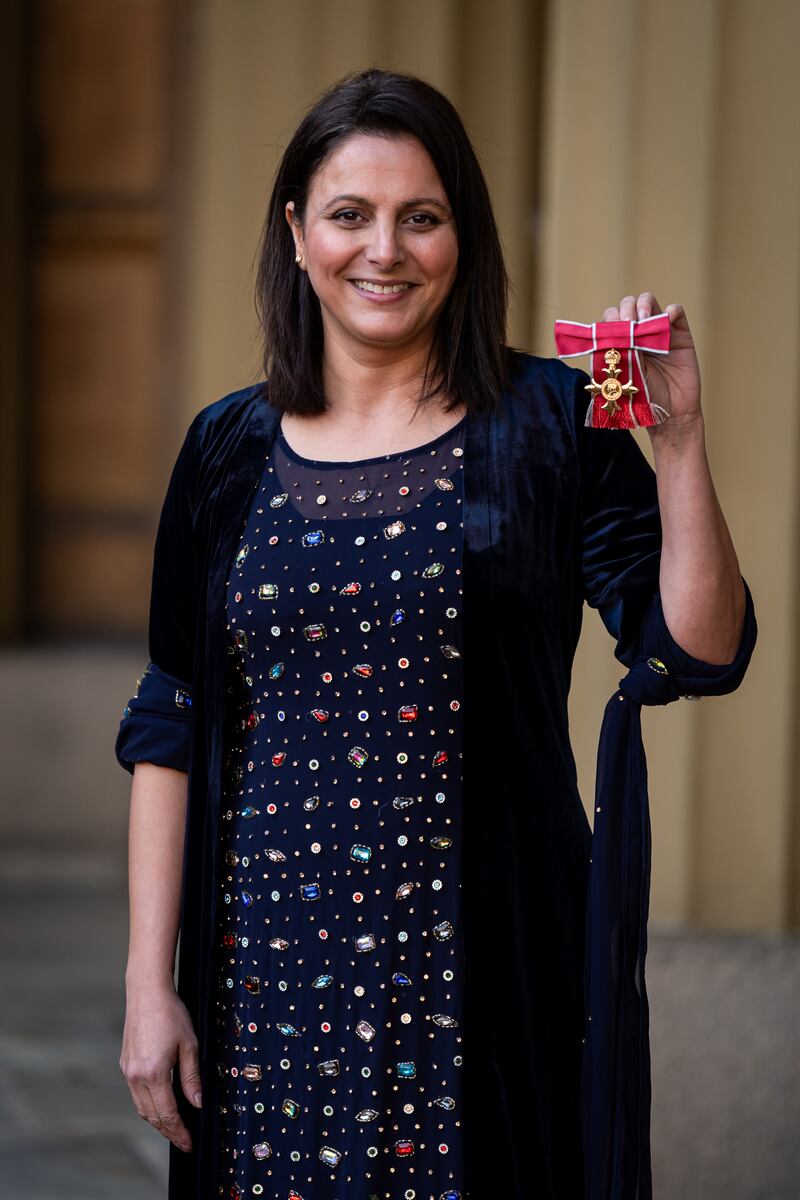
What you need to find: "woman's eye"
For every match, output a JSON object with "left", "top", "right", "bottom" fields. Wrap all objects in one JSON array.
[
  {"left": 332, "top": 209, "right": 362, "bottom": 222},
  {"left": 331, "top": 210, "right": 439, "bottom": 227},
  {"left": 408, "top": 213, "right": 438, "bottom": 227}
]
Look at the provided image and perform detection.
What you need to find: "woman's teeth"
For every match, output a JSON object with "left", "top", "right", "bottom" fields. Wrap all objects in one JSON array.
[{"left": 352, "top": 280, "right": 413, "bottom": 294}]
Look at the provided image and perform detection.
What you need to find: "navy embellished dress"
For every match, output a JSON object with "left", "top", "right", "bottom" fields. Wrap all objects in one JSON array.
[{"left": 212, "top": 420, "right": 467, "bottom": 1200}]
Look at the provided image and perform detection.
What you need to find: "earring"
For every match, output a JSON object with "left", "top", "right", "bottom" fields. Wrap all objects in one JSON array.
[{"left": 295, "top": 251, "right": 304, "bottom": 266}]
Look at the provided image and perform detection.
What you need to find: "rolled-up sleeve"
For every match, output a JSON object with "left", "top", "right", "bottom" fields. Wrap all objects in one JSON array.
[
  {"left": 115, "top": 661, "right": 194, "bottom": 774},
  {"left": 114, "top": 413, "right": 202, "bottom": 776}
]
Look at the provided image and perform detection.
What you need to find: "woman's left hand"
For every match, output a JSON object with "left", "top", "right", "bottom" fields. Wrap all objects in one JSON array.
[{"left": 602, "top": 292, "right": 703, "bottom": 434}]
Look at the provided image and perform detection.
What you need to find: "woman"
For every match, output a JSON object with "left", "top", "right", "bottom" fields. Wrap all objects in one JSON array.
[{"left": 115, "top": 68, "right": 756, "bottom": 1200}]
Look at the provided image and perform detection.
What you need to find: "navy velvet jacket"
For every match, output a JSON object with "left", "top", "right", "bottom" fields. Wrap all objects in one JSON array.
[{"left": 115, "top": 349, "right": 757, "bottom": 1200}]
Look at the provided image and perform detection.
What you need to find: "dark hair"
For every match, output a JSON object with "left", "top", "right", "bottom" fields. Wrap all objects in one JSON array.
[{"left": 255, "top": 67, "right": 519, "bottom": 415}]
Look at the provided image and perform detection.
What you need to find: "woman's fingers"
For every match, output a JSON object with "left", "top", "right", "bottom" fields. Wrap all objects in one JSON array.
[
  {"left": 178, "top": 1033, "right": 203, "bottom": 1110},
  {"left": 143, "top": 1076, "right": 193, "bottom": 1152}
]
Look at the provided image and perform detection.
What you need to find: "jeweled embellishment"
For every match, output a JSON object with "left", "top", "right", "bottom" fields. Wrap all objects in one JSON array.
[
  {"left": 434, "top": 1096, "right": 456, "bottom": 1110},
  {"left": 396, "top": 1061, "right": 416, "bottom": 1078},
  {"left": 395, "top": 1139, "right": 415, "bottom": 1156},
  {"left": 355, "top": 1108, "right": 379, "bottom": 1122},
  {"left": 354, "top": 932, "right": 376, "bottom": 952},
  {"left": 350, "top": 844, "right": 372, "bottom": 863},
  {"left": 647, "top": 656, "right": 669, "bottom": 675},
  {"left": 395, "top": 882, "right": 414, "bottom": 900},
  {"left": 282, "top": 1097, "right": 300, "bottom": 1118},
  {"left": 423, "top": 561, "right": 445, "bottom": 578},
  {"left": 304, "top": 623, "right": 327, "bottom": 641},
  {"left": 383, "top": 520, "right": 406, "bottom": 539},
  {"left": 349, "top": 488, "right": 373, "bottom": 503},
  {"left": 319, "top": 1146, "right": 342, "bottom": 1167},
  {"left": 398, "top": 704, "right": 419, "bottom": 722},
  {"left": 235, "top": 544, "right": 249, "bottom": 568},
  {"left": 355, "top": 1019, "right": 376, "bottom": 1043},
  {"left": 318, "top": 1059, "right": 340, "bottom": 1078},
  {"left": 240, "top": 805, "right": 259, "bottom": 819},
  {"left": 340, "top": 581, "right": 361, "bottom": 595},
  {"left": 301, "top": 883, "right": 321, "bottom": 901},
  {"left": 432, "top": 919, "right": 454, "bottom": 941},
  {"left": 242, "top": 1063, "right": 262, "bottom": 1081},
  {"left": 258, "top": 583, "right": 278, "bottom": 600},
  {"left": 432, "top": 1013, "right": 458, "bottom": 1028},
  {"left": 390, "top": 608, "right": 406, "bottom": 626},
  {"left": 276, "top": 1022, "right": 300, "bottom": 1037},
  {"left": 269, "top": 937, "right": 290, "bottom": 950},
  {"left": 310, "top": 708, "right": 329, "bottom": 722},
  {"left": 392, "top": 970, "right": 412, "bottom": 985},
  {"left": 441, "top": 644, "right": 461, "bottom": 659},
  {"left": 302, "top": 529, "right": 325, "bottom": 547},
  {"left": 270, "top": 493, "right": 288, "bottom": 508},
  {"left": 266, "top": 847, "right": 286, "bottom": 862},
  {"left": 312, "top": 973, "right": 333, "bottom": 988},
  {"left": 348, "top": 745, "right": 368, "bottom": 767},
  {"left": 269, "top": 661, "right": 284, "bottom": 679},
  {"left": 430, "top": 835, "right": 452, "bottom": 849},
  {"left": 433, "top": 749, "right": 449, "bottom": 767},
  {"left": 435, "top": 477, "right": 454, "bottom": 491},
  {"left": 175, "top": 689, "right": 191, "bottom": 709},
  {"left": 352, "top": 663, "right": 373, "bottom": 678}
]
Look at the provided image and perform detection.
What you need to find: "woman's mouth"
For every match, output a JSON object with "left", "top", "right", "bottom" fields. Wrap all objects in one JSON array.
[{"left": 349, "top": 279, "right": 416, "bottom": 300}]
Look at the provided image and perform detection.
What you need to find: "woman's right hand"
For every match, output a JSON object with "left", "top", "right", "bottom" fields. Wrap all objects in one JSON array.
[{"left": 119, "top": 981, "right": 203, "bottom": 1153}]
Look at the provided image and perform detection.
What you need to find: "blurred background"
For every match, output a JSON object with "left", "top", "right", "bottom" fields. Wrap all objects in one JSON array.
[{"left": 1, "top": 1, "right": 798, "bottom": 1196}]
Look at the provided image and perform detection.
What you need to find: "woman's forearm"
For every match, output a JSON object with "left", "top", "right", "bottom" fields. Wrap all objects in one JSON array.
[
  {"left": 650, "top": 415, "right": 746, "bottom": 665},
  {"left": 125, "top": 762, "right": 188, "bottom": 991}
]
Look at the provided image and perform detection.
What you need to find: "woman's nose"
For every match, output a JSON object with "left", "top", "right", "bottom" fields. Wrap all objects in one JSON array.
[{"left": 365, "top": 218, "right": 404, "bottom": 268}]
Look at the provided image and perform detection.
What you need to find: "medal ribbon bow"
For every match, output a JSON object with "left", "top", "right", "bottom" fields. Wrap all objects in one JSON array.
[{"left": 554, "top": 314, "right": 672, "bottom": 429}]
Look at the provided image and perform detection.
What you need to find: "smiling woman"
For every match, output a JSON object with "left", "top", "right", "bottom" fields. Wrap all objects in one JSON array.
[{"left": 115, "top": 66, "right": 757, "bottom": 1200}]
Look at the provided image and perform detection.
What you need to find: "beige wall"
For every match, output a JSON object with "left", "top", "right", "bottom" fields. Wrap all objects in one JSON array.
[{"left": 179, "top": 0, "right": 799, "bottom": 932}]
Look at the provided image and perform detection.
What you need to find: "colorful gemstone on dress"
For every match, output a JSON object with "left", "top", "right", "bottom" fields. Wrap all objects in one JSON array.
[
  {"left": 348, "top": 745, "right": 368, "bottom": 768},
  {"left": 317, "top": 1059, "right": 340, "bottom": 1077},
  {"left": 383, "top": 520, "right": 406, "bottom": 539},
  {"left": 357, "top": 710, "right": 369, "bottom": 721},
  {"left": 310, "top": 708, "right": 329, "bottom": 722},
  {"left": 434, "top": 1097, "right": 456, "bottom": 1111},
  {"left": 390, "top": 608, "right": 406, "bottom": 625},
  {"left": 321, "top": 671, "right": 333, "bottom": 682},
  {"left": 398, "top": 704, "right": 418, "bottom": 722},
  {"left": 398, "top": 657, "right": 409, "bottom": 669},
  {"left": 393, "top": 795, "right": 415, "bottom": 809},
  {"left": 245, "top": 711, "right": 259, "bottom": 730},
  {"left": 430, "top": 836, "right": 453, "bottom": 849},
  {"left": 432, "top": 919, "right": 454, "bottom": 941},
  {"left": 269, "top": 937, "right": 290, "bottom": 950},
  {"left": 244, "top": 976, "right": 261, "bottom": 994},
  {"left": 340, "top": 581, "right": 361, "bottom": 595},
  {"left": 272, "top": 752, "right": 286, "bottom": 766},
  {"left": 312, "top": 974, "right": 333, "bottom": 989},
  {"left": 269, "top": 661, "right": 285, "bottom": 679},
  {"left": 433, "top": 749, "right": 449, "bottom": 767},
  {"left": 234, "top": 629, "right": 249, "bottom": 653},
  {"left": 435, "top": 477, "right": 454, "bottom": 491},
  {"left": 396, "top": 1061, "right": 416, "bottom": 1078},
  {"left": 240, "top": 805, "right": 259, "bottom": 819},
  {"left": 235, "top": 544, "right": 249, "bottom": 568},
  {"left": 319, "top": 1146, "right": 342, "bottom": 1167},
  {"left": 349, "top": 488, "right": 372, "bottom": 503},
  {"left": 242, "top": 1064, "right": 262, "bottom": 1081},
  {"left": 282, "top": 1098, "right": 300, "bottom": 1118},
  {"left": 302, "top": 529, "right": 325, "bottom": 547},
  {"left": 355, "top": 1019, "right": 376, "bottom": 1043},
  {"left": 266, "top": 848, "right": 287, "bottom": 862},
  {"left": 647, "top": 657, "right": 669, "bottom": 674},
  {"left": 303, "top": 795, "right": 320, "bottom": 811},
  {"left": 423, "top": 562, "right": 445, "bottom": 578},
  {"left": 241, "top": 891, "right": 254, "bottom": 907},
  {"left": 276, "top": 1022, "right": 300, "bottom": 1037},
  {"left": 441, "top": 643, "right": 460, "bottom": 659},
  {"left": 174, "top": 689, "right": 191, "bottom": 709},
  {"left": 355, "top": 1108, "right": 379, "bottom": 1122},
  {"left": 352, "top": 663, "right": 373, "bottom": 678},
  {"left": 301, "top": 883, "right": 321, "bottom": 901},
  {"left": 304, "top": 623, "right": 327, "bottom": 641},
  {"left": 252, "top": 1141, "right": 272, "bottom": 1160},
  {"left": 398, "top": 485, "right": 410, "bottom": 496},
  {"left": 270, "top": 493, "right": 288, "bottom": 507},
  {"left": 258, "top": 582, "right": 278, "bottom": 600},
  {"left": 308, "top": 581, "right": 320, "bottom": 593},
  {"left": 432, "top": 1013, "right": 458, "bottom": 1028},
  {"left": 392, "top": 970, "right": 413, "bottom": 984},
  {"left": 350, "top": 844, "right": 372, "bottom": 864},
  {"left": 354, "top": 932, "right": 376, "bottom": 952}
]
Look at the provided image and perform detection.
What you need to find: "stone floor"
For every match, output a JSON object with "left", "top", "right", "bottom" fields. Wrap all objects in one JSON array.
[{"left": 0, "top": 645, "right": 798, "bottom": 1198}]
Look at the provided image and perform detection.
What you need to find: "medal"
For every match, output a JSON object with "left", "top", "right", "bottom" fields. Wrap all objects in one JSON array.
[{"left": 554, "top": 313, "right": 672, "bottom": 429}]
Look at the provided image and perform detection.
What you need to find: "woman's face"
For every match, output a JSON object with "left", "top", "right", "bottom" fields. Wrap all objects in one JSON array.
[{"left": 286, "top": 132, "right": 458, "bottom": 356}]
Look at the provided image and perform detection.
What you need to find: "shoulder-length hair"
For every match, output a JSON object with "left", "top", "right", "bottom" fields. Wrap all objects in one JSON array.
[{"left": 255, "top": 67, "right": 518, "bottom": 415}]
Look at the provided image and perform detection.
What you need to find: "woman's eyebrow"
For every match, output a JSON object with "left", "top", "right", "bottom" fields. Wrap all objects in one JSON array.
[{"left": 323, "top": 193, "right": 450, "bottom": 212}]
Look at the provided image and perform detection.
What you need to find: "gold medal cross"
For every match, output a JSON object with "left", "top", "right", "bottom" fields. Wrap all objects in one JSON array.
[{"left": 585, "top": 348, "right": 638, "bottom": 416}]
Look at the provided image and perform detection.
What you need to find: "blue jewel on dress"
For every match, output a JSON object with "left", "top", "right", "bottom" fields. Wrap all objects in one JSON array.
[
  {"left": 269, "top": 662, "right": 284, "bottom": 679},
  {"left": 396, "top": 1061, "right": 417, "bottom": 1078},
  {"left": 390, "top": 608, "right": 406, "bottom": 626},
  {"left": 301, "top": 883, "right": 321, "bottom": 901},
  {"left": 302, "top": 529, "right": 325, "bottom": 547}
]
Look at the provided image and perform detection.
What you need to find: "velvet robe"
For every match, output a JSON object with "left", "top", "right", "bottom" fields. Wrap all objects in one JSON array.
[{"left": 115, "top": 348, "right": 758, "bottom": 1200}]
